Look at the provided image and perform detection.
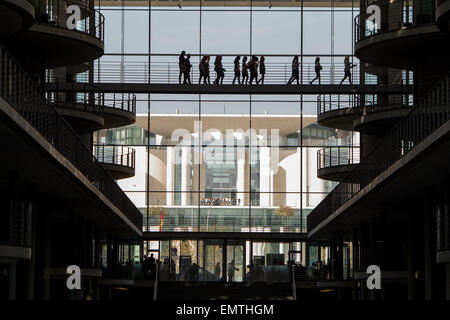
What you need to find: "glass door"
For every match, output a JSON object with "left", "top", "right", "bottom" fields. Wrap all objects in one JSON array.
[{"left": 226, "top": 240, "right": 245, "bottom": 282}]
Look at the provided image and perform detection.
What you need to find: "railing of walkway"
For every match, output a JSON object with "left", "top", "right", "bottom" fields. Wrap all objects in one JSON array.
[
  {"left": 0, "top": 44, "right": 142, "bottom": 230},
  {"left": 92, "top": 54, "right": 362, "bottom": 85},
  {"left": 308, "top": 72, "right": 450, "bottom": 232}
]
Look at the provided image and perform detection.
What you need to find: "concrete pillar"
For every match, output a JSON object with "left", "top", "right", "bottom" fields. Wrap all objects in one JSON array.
[
  {"left": 27, "top": 195, "right": 37, "bottom": 300},
  {"left": 407, "top": 214, "right": 415, "bottom": 300},
  {"left": 446, "top": 265, "right": 450, "bottom": 300},
  {"left": 352, "top": 228, "right": 359, "bottom": 300},
  {"left": 360, "top": 224, "right": 369, "bottom": 300},
  {"left": 423, "top": 189, "right": 434, "bottom": 300},
  {"left": 8, "top": 262, "right": 16, "bottom": 300},
  {"left": 166, "top": 147, "right": 173, "bottom": 205},
  {"left": 337, "top": 231, "right": 344, "bottom": 280},
  {"left": 42, "top": 213, "right": 51, "bottom": 300},
  {"left": 237, "top": 148, "right": 246, "bottom": 206}
]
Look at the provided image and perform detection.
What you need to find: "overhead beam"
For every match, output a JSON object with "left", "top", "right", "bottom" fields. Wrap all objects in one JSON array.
[{"left": 47, "top": 82, "right": 414, "bottom": 95}]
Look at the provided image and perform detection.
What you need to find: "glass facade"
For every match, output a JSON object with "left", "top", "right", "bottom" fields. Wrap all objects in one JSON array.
[{"left": 91, "top": 2, "right": 360, "bottom": 281}]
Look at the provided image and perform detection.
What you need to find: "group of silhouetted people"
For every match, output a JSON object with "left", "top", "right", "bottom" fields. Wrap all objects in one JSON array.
[{"left": 178, "top": 51, "right": 357, "bottom": 85}]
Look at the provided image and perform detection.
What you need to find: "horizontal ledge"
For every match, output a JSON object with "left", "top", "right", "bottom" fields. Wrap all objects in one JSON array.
[
  {"left": 143, "top": 231, "right": 307, "bottom": 240},
  {"left": 46, "top": 83, "right": 414, "bottom": 95}
]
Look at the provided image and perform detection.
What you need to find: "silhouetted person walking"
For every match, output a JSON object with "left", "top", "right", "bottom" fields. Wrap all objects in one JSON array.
[
  {"left": 199, "top": 56, "right": 207, "bottom": 84},
  {"left": 178, "top": 50, "right": 186, "bottom": 84},
  {"left": 257, "top": 56, "right": 266, "bottom": 84},
  {"left": 213, "top": 55, "right": 225, "bottom": 84},
  {"left": 340, "top": 56, "right": 356, "bottom": 84},
  {"left": 184, "top": 53, "right": 192, "bottom": 84},
  {"left": 205, "top": 56, "right": 211, "bottom": 84},
  {"left": 249, "top": 56, "right": 259, "bottom": 84},
  {"left": 233, "top": 56, "right": 241, "bottom": 84},
  {"left": 310, "top": 57, "right": 322, "bottom": 84},
  {"left": 287, "top": 55, "right": 299, "bottom": 85},
  {"left": 242, "top": 56, "right": 249, "bottom": 84}
]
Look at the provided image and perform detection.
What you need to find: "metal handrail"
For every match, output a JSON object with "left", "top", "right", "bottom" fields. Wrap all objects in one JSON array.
[
  {"left": 308, "top": 72, "right": 450, "bottom": 233},
  {"left": 91, "top": 59, "right": 362, "bottom": 85},
  {"left": 317, "top": 94, "right": 360, "bottom": 115},
  {"left": 317, "top": 146, "right": 360, "bottom": 170},
  {"left": 317, "top": 92, "right": 414, "bottom": 117},
  {"left": 93, "top": 145, "right": 136, "bottom": 169},
  {"left": 0, "top": 43, "right": 142, "bottom": 229},
  {"left": 355, "top": 0, "right": 436, "bottom": 45},
  {"left": 46, "top": 79, "right": 137, "bottom": 115},
  {"left": 34, "top": 0, "right": 105, "bottom": 42}
]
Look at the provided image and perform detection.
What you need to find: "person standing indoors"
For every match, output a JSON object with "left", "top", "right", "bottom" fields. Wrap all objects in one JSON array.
[
  {"left": 227, "top": 260, "right": 239, "bottom": 282},
  {"left": 287, "top": 55, "right": 300, "bottom": 85},
  {"left": 178, "top": 50, "right": 186, "bottom": 84},
  {"left": 249, "top": 56, "right": 259, "bottom": 84},
  {"left": 233, "top": 56, "right": 241, "bottom": 84},
  {"left": 310, "top": 57, "right": 322, "bottom": 84},
  {"left": 242, "top": 56, "right": 249, "bottom": 84},
  {"left": 257, "top": 55, "right": 266, "bottom": 84},
  {"left": 213, "top": 55, "right": 225, "bottom": 84},
  {"left": 184, "top": 53, "right": 192, "bottom": 84},
  {"left": 339, "top": 56, "right": 357, "bottom": 84}
]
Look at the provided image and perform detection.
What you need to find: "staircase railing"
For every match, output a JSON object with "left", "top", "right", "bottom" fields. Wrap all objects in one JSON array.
[
  {"left": 308, "top": 73, "right": 450, "bottom": 232},
  {"left": 0, "top": 43, "right": 142, "bottom": 230}
]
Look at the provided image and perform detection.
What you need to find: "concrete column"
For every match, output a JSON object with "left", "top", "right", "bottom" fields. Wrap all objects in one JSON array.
[
  {"left": 407, "top": 212, "right": 415, "bottom": 300},
  {"left": 237, "top": 148, "right": 246, "bottom": 206},
  {"left": 181, "top": 147, "right": 190, "bottom": 205},
  {"left": 337, "top": 231, "right": 344, "bottom": 281},
  {"left": 27, "top": 196, "right": 37, "bottom": 300},
  {"left": 42, "top": 212, "right": 51, "bottom": 300},
  {"left": 166, "top": 147, "right": 173, "bottom": 205},
  {"left": 259, "top": 147, "right": 270, "bottom": 206},
  {"left": 352, "top": 228, "right": 359, "bottom": 300},
  {"left": 107, "top": 235, "right": 113, "bottom": 278},
  {"left": 423, "top": 189, "right": 434, "bottom": 300},
  {"left": 446, "top": 265, "right": 450, "bottom": 300},
  {"left": 8, "top": 262, "right": 16, "bottom": 300},
  {"left": 360, "top": 224, "right": 368, "bottom": 300}
]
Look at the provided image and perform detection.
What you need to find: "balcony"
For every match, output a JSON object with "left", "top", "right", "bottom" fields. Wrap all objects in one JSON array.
[
  {"left": 0, "top": 43, "right": 142, "bottom": 235},
  {"left": 0, "top": 0, "right": 35, "bottom": 38},
  {"left": 353, "top": 93, "right": 414, "bottom": 135},
  {"left": 14, "top": 0, "right": 104, "bottom": 68},
  {"left": 317, "top": 146, "right": 360, "bottom": 182},
  {"left": 0, "top": 196, "right": 32, "bottom": 261},
  {"left": 317, "top": 94, "right": 359, "bottom": 131},
  {"left": 437, "top": 0, "right": 450, "bottom": 32},
  {"left": 47, "top": 83, "right": 136, "bottom": 133},
  {"left": 354, "top": 0, "right": 447, "bottom": 69},
  {"left": 93, "top": 145, "right": 136, "bottom": 180}
]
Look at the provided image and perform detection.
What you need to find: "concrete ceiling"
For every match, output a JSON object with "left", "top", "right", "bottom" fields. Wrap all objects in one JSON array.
[{"left": 98, "top": 0, "right": 355, "bottom": 8}]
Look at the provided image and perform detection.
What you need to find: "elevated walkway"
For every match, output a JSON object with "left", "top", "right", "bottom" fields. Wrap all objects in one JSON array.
[{"left": 46, "top": 82, "right": 413, "bottom": 95}]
